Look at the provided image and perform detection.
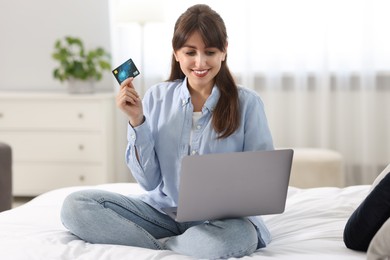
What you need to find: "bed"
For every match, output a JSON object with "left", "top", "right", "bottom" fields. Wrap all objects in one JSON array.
[{"left": 0, "top": 182, "right": 369, "bottom": 260}]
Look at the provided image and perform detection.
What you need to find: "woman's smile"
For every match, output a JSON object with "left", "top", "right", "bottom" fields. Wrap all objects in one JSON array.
[{"left": 193, "top": 69, "right": 209, "bottom": 77}]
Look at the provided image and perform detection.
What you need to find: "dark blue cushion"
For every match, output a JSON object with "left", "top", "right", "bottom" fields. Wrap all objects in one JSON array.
[{"left": 343, "top": 172, "right": 390, "bottom": 251}]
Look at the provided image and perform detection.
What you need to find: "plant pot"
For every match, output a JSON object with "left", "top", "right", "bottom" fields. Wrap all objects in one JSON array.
[{"left": 67, "top": 78, "right": 95, "bottom": 94}]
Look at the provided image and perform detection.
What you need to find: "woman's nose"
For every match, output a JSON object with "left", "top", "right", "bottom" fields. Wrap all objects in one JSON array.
[{"left": 195, "top": 54, "right": 206, "bottom": 67}]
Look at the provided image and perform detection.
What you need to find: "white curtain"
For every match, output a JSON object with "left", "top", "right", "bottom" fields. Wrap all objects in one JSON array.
[{"left": 109, "top": 0, "right": 390, "bottom": 185}]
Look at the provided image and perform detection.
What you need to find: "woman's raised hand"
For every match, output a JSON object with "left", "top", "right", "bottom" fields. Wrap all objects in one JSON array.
[{"left": 116, "top": 77, "right": 144, "bottom": 127}]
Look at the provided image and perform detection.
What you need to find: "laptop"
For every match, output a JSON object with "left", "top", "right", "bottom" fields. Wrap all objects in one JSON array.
[{"left": 162, "top": 149, "right": 294, "bottom": 222}]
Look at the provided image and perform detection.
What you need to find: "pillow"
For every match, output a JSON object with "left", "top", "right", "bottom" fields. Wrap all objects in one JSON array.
[
  {"left": 370, "top": 163, "right": 390, "bottom": 191},
  {"left": 367, "top": 217, "right": 390, "bottom": 260},
  {"left": 344, "top": 172, "right": 390, "bottom": 251}
]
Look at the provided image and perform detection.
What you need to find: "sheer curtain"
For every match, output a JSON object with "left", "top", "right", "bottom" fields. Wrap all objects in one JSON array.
[{"left": 109, "top": 0, "right": 390, "bottom": 185}]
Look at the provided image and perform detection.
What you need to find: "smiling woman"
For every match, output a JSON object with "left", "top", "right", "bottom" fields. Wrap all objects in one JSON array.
[
  {"left": 62, "top": 4, "right": 275, "bottom": 259},
  {"left": 110, "top": 0, "right": 390, "bottom": 186},
  {"left": 172, "top": 31, "right": 226, "bottom": 93}
]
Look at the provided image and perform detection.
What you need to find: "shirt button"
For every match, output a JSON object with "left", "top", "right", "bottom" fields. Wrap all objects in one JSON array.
[
  {"left": 191, "top": 150, "right": 197, "bottom": 155},
  {"left": 130, "top": 134, "right": 136, "bottom": 140},
  {"left": 196, "top": 125, "right": 201, "bottom": 130},
  {"left": 182, "top": 99, "right": 186, "bottom": 105}
]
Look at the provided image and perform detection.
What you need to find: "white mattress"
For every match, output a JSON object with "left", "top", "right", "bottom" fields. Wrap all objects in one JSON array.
[{"left": 0, "top": 183, "right": 368, "bottom": 259}]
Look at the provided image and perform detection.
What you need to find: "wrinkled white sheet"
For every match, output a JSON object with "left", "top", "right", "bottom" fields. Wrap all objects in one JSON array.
[{"left": 0, "top": 183, "right": 368, "bottom": 259}]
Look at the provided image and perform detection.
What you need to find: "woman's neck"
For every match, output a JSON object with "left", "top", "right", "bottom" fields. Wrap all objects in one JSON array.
[{"left": 188, "top": 85, "right": 212, "bottom": 112}]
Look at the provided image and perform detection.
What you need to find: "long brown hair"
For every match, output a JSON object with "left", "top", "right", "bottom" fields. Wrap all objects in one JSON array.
[{"left": 167, "top": 4, "right": 240, "bottom": 139}]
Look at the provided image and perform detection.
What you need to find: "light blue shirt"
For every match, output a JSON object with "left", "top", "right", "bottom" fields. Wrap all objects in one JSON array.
[{"left": 126, "top": 78, "right": 274, "bottom": 245}]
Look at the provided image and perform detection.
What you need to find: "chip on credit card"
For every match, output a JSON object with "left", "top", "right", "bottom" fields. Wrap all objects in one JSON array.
[{"left": 112, "top": 58, "right": 140, "bottom": 84}]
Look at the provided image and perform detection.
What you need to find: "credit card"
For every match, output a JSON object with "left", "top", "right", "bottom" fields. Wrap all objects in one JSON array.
[{"left": 112, "top": 58, "right": 140, "bottom": 84}]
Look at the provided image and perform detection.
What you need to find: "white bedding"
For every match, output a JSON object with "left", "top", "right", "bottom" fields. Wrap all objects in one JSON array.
[{"left": 0, "top": 183, "right": 368, "bottom": 259}]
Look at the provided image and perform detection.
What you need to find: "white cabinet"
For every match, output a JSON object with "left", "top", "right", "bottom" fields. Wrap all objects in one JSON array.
[{"left": 0, "top": 92, "right": 116, "bottom": 196}]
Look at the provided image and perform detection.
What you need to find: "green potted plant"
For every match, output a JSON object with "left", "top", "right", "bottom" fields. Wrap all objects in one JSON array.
[{"left": 52, "top": 36, "right": 111, "bottom": 93}]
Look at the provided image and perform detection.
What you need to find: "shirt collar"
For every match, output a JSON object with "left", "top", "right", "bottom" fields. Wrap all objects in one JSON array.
[{"left": 179, "top": 77, "right": 220, "bottom": 112}]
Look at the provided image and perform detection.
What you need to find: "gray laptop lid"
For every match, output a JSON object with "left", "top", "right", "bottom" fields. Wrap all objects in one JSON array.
[{"left": 162, "top": 149, "right": 293, "bottom": 222}]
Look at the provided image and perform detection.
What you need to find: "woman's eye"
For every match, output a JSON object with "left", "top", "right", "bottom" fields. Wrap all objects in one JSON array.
[
  {"left": 206, "top": 51, "right": 215, "bottom": 56},
  {"left": 185, "top": 51, "right": 196, "bottom": 56}
]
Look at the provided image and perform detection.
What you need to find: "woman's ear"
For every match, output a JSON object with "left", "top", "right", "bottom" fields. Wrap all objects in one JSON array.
[
  {"left": 173, "top": 51, "right": 179, "bottom": 62},
  {"left": 222, "top": 43, "right": 228, "bottom": 61}
]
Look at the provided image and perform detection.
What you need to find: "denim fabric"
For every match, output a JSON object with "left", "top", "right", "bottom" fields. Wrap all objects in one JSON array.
[
  {"left": 61, "top": 189, "right": 260, "bottom": 259},
  {"left": 126, "top": 79, "right": 274, "bottom": 210},
  {"left": 125, "top": 78, "right": 274, "bottom": 246}
]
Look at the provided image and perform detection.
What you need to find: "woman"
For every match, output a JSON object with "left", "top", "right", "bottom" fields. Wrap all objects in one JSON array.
[{"left": 61, "top": 4, "right": 274, "bottom": 259}]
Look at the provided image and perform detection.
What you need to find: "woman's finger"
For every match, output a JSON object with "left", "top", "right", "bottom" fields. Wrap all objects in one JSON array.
[
  {"left": 125, "top": 88, "right": 140, "bottom": 99},
  {"left": 124, "top": 93, "right": 139, "bottom": 105},
  {"left": 120, "top": 77, "right": 135, "bottom": 90}
]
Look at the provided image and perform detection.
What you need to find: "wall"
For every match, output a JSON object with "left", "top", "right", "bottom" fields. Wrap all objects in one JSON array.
[
  {"left": 0, "top": 0, "right": 112, "bottom": 91},
  {"left": 0, "top": 0, "right": 133, "bottom": 183}
]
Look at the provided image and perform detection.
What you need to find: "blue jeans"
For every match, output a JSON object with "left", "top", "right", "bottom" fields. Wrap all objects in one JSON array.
[{"left": 60, "top": 189, "right": 259, "bottom": 259}]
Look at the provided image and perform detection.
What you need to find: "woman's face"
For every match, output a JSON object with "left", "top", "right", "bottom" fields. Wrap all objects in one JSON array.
[{"left": 174, "top": 31, "right": 227, "bottom": 91}]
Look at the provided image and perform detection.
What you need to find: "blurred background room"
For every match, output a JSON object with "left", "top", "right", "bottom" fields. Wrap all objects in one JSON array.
[{"left": 0, "top": 0, "right": 389, "bottom": 205}]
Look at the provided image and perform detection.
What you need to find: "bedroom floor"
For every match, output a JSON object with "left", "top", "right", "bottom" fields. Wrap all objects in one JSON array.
[{"left": 12, "top": 197, "right": 34, "bottom": 208}]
